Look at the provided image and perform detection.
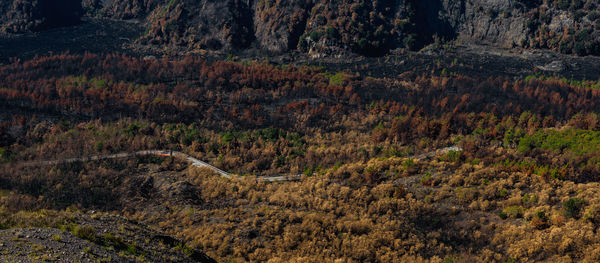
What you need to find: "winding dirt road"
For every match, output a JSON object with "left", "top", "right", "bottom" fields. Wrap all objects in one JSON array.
[
  {"left": 19, "top": 146, "right": 461, "bottom": 182},
  {"left": 20, "top": 150, "right": 302, "bottom": 182}
]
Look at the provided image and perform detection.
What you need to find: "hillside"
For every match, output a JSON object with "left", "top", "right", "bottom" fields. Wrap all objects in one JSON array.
[
  {"left": 3, "top": 1, "right": 600, "bottom": 262},
  {"left": 0, "top": 208, "right": 215, "bottom": 262},
  {"left": 86, "top": 0, "right": 600, "bottom": 56},
  {"left": 1, "top": 1, "right": 600, "bottom": 57},
  {"left": 2, "top": 52, "right": 600, "bottom": 261}
]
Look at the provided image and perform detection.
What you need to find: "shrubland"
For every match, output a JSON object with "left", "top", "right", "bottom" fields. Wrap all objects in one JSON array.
[{"left": 2, "top": 53, "right": 600, "bottom": 261}]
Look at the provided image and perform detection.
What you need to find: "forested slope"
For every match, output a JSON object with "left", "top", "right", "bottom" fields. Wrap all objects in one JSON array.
[{"left": 3, "top": 53, "right": 600, "bottom": 261}]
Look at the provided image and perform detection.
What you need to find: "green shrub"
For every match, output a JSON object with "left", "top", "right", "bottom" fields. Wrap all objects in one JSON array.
[
  {"left": 304, "top": 166, "right": 316, "bottom": 176},
  {"left": 440, "top": 150, "right": 461, "bottom": 163},
  {"left": 531, "top": 211, "right": 549, "bottom": 229},
  {"left": 297, "top": 33, "right": 309, "bottom": 51},
  {"left": 325, "top": 26, "right": 337, "bottom": 39},
  {"left": 486, "top": 8, "right": 498, "bottom": 18},
  {"left": 443, "top": 255, "right": 460, "bottom": 263},
  {"left": 499, "top": 211, "right": 507, "bottom": 219},
  {"left": 502, "top": 206, "right": 524, "bottom": 218},
  {"left": 498, "top": 188, "right": 508, "bottom": 198},
  {"left": 584, "top": 205, "right": 600, "bottom": 225},
  {"left": 588, "top": 11, "right": 600, "bottom": 21},
  {"left": 93, "top": 141, "right": 104, "bottom": 152},
  {"left": 309, "top": 31, "right": 324, "bottom": 41},
  {"left": 455, "top": 187, "right": 477, "bottom": 204},
  {"left": 521, "top": 193, "right": 538, "bottom": 206},
  {"left": 402, "top": 159, "right": 415, "bottom": 170},
  {"left": 0, "top": 148, "right": 8, "bottom": 162},
  {"left": 255, "top": 128, "right": 282, "bottom": 142},
  {"left": 574, "top": 10, "right": 587, "bottom": 20},
  {"left": 175, "top": 242, "right": 194, "bottom": 256},
  {"left": 51, "top": 234, "right": 63, "bottom": 242},
  {"left": 402, "top": 34, "right": 416, "bottom": 49},
  {"left": 126, "top": 242, "right": 138, "bottom": 255},
  {"left": 517, "top": 129, "right": 600, "bottom": 155},
  {"left": 557, "top": 0, "right": 570, "bottom": 10},
  {"left": 420, "top": 172, "right": 433, "bottom": 186},
  {"left": 329, "top": 72, "right": 345, "bottom": 86},
  {"left": 563, "top": 198, "right": 585, "bottom": 218},
  {"left": 73, "top": 225, "right": 97, "bottom": 242},
  {"left": 103, "top": 233, "right": 128, "bottom": 250}
]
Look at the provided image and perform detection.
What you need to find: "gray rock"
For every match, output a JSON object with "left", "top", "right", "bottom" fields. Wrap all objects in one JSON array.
[
  {"left": 252, "top": 0, "right": 310, "bottom": 53},
  {"left": 548, "top": 11, "right": 574, "bottom": 32},
  {"left": 439, "top": 0, "right": 528, "bottom": 47},
  {"left": 536, "top": 60, "right": 565, "bottom": 72}
]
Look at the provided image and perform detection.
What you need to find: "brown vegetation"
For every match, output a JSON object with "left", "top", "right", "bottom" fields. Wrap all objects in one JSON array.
[{"left": 3, "top": 53, "right": 600, "bottom": 261}]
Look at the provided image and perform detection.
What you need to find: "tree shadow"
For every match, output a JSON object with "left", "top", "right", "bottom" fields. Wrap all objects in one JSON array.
[{"left": 410, "top": 0, "right": 458, "bottom": 47}]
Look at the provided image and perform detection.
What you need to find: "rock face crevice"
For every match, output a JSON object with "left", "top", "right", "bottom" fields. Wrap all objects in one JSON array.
[
  {"left": 410, "top": 0, "right": 458, "bottom": 45},
  {"left": 252, "top": 0, "right": 314, "bottom": 53}
]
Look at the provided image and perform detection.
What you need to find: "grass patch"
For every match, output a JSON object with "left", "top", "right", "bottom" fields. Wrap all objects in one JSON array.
[{"left": 323, "top": 71, "right": 350, "bottom": 86}]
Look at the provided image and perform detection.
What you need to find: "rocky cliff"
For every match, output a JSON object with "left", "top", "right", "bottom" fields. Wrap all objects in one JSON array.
[
  {"left": 132, "top": 0, "right": 600, "bottom": 56},
  {"left": 138, "top": 0, "right": 254, "bottom": 50},
  {"left": 437, "top": 0, "right": 600, "bottom": 55},
  {"left": 427, "top": 0, "right": 531, "bottom": 48},
  {"left": 131, "top": 0, "right": 415, "bottom": 56},
  {"left": 4, "top": 0, "right": 600, "bottom": 57}
]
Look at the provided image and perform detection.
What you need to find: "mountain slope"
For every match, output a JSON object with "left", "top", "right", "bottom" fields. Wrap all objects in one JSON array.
[
  {"left": 85, "top": 0, "right": 600, "bottom": 56},
  {"left": 0, "top": 209, "right": 216, "bottom": 262},
  {"left": 2, "top": 0, "right": 599, "bottom": 57}
]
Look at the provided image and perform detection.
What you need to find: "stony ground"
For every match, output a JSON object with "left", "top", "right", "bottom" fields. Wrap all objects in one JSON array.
[
  {"left": 0, "top": 211, "right": 215, "bottom": 263},
  {"left": 0, "top": 228, "right": 122, "bottom": 262}
]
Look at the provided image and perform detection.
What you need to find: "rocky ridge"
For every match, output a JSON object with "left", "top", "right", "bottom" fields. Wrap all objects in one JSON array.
[
  {"left": 107, "top": 0, "right": 600, "bottom": 56},
  {"left": 2, "top": 0, "right": 600, "bottom": 57}
]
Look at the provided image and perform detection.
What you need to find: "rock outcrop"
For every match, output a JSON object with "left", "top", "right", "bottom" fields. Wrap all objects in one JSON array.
[
  {"left": 415, "top": 0, "right": 600, "bottom": 55},
  {"left": 0, "top": 0, "right": 82, "bottom": 33},
  {"left": 138, "top": 0, "right": 254, "bottom": 50},
  {"left": 253, "top": 0, "right": 312, "bottom": 53},
  {"left": 436, "top": 0, "right": 530, "bottom": 47},
  {"left": 126, "top": 0, "right": 600, "bottom": 56}
]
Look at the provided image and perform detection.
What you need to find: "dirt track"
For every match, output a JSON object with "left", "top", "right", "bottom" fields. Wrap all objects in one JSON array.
[{"left": 19, "top": 147, "right": 462, "bottom": 182}]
